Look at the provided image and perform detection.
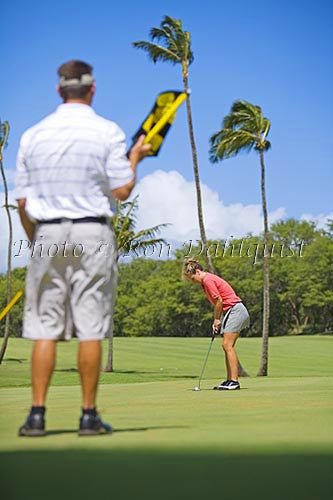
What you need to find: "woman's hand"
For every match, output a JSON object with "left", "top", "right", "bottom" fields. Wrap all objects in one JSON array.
[{"left": 213, "top": 319, "right": 221, "bottom": 334}]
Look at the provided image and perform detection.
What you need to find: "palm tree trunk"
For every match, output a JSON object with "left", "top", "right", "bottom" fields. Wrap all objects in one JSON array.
[
  {"left": 104, "top": 250, "right": 119, "bottom": 372},
  {"left": 257, "top": 150, "right": 270, "bottom": 376},
  {"left": 182, "top": 76, "right": 213, "bottom": 272},
  {"left": 104, "top": 274, "right": 118, "bottom": 372},
  {"left": 0, "top": 123, "right": 13, "bottom": 363},
  {"left": 238, "top": 359, "right": 250, "bottom": 377},
  {"left": 104, "top": 318, "right": 114, "bottom": 372}
]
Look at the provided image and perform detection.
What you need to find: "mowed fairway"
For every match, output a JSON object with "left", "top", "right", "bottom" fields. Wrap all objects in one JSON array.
[{"left": 1, "top": 336, "right": 332, "bottom": 500}]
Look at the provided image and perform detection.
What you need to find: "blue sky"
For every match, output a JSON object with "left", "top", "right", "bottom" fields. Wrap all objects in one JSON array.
[{"left": 1, "top": 0, "right": 332, "bottom": 260}]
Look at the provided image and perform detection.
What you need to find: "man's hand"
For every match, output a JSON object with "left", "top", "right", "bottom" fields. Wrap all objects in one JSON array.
[
  {"left": 212, "top": 319, "right": 221, "bottom": 335},
  {"left": 18, "top": 199, "right": 35, "bottom": 243},
  {"left": 129, "top": 134, "right": 151, "bottom": 165},
  {"left": 112, "top": 135, "right": 151, "bottom": 201}
]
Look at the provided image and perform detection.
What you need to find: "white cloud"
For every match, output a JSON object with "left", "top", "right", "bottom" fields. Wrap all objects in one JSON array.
[
  {"left": 301, "top": 212, "right": 333, "bottom": 229},
  {"left": 0, "top": 191, "right": 30, "bottom": 272},
  {"left": 132, "top": 170, "right": 286, "bottom": 242}
]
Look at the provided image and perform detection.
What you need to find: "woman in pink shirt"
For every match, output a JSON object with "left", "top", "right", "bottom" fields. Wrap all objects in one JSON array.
[{"left": 183, "top": 259, "right": 250, "bottom": 390}]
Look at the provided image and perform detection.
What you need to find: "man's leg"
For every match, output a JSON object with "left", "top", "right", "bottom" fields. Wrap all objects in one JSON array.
[
  {"left": 222, "top": 332, "right": 240, "bottom": 381},
  {"left": 73, "top": 222, "right": 115, "bottom": 435},
  {"left": 78, "top": 340, "right": 101, "bottom": 408},
  {"left": 78, "top": 340, "right": 111, "bottom": 435},
  {"left": 19, "top": 340, "right": 57, "bottom": 436},
  {"left": 32, "top": 340, "right": 57, "bottom": 405}
]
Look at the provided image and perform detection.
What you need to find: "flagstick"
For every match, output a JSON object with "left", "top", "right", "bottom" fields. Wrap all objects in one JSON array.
[{"left": 0, "top": 290, "right": 24, "bottom": 322}]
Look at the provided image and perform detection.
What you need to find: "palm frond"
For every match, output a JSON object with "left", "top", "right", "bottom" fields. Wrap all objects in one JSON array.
[
  {"left": 133, "top": 15, "right": 193, "bottom": 65},
  {"left": 0, "top": 121, "right": 9, "bottom": 152},
  {"left": 123, "top": 194, "right": 139, "bottom": 220},
  {"left": 262, "top": 118, "right": 271, "bottom": 140},
  {"left": 132, "top": 40, "right": 180, "bottom": 64},
  {"left": 226, "top": 100, "right": 269, "bottom": 137},
  {"left": 2, "top": 203, "right": 18, "bottom": 211},
  {"left": 224, "top": 101, "right": 257, "bottom": 130},
  {"left": 150, "top": 26, "right": 172, "bottom": 42},
  {"left": 133, "top": 223, "right": 170, "bottom": 241},
  {"left": 161, "top": 16, "right": 194, "bottom": 64},
  {"left": 209, "top": 128, "right": 256, "bottom": 162},
  {"left": 161, "top": 15, "right": 184, "bottom": 41},
  {"left": 162, "top": 15, "right": 182, "bottom": 29},
  {"left": 149, "top": 26, "right": 177, "bottom": 54},
  {"left": 210, "top": 100, "right": 271, "bottom": 161},
  {"left": 130, "top": 237, "right": 167, "bottom": 250},
  {"left": 111, "top": 196, "right": 169, "bottom": 257}
]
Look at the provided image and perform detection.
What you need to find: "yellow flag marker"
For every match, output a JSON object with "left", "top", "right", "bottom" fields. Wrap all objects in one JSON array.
[
  {"left": 144, "top": 92, "right": 188, "bottom": 144},
  {"left": 132, "top": 90, "right": 188, "bottom": 156},
  {"left": 0, "top": 290, "right": 24, "bottom": 322}
]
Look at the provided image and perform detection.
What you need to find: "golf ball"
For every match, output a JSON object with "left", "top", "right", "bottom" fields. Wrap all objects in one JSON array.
[{"left": 193, "top": 386, "right": 200, "bottom": 391}]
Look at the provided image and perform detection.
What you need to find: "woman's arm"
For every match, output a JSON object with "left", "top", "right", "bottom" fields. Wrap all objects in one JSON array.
[{"left": 213, "top": 297, "right": 223, "bottom": 333}]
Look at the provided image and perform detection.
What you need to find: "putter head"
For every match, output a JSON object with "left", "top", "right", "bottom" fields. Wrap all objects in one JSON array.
[{"left": 193, "top": 386, "right": 200, "bottom": 391}]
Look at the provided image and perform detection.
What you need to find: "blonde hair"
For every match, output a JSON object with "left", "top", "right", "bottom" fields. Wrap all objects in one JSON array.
[{"left": 183, "top": 258, "right": 204, "bottom": 278}]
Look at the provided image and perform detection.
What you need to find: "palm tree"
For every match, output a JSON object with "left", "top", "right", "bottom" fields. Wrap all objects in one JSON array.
[
  {"left": 133, "top": 15, "right": 213, "bottom": 272},
  {"left": 104, "top": 195, "right": 168, "bottom": 371},
  {"left": 111, "top": 196, "right": 168, "bottom": 257},
  {"left": 209, "top": 100, "right": 271, "bottom": 376},
  {"left": 0, "top": 120, "right": 13, "bottom": 363}
]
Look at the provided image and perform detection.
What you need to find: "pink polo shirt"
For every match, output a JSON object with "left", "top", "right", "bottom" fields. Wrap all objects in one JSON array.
[{"left": 201, "top": 273, "right": 241, "bottom": 311}]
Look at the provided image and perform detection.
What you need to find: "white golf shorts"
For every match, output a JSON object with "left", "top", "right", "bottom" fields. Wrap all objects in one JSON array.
[{"left": 22, "top": 220, "right": 118, "bottom": 342}]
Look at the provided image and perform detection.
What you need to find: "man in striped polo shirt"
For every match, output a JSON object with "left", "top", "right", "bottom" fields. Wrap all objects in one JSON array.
[{"left": 15, "top": 60, "right": 151, "bottom": 436}]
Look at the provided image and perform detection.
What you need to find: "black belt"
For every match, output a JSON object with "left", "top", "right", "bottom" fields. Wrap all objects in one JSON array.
[
  {"left": 224, "top": 301, "right": 242, "bottom": 313},
  {"left": 37, "top": 217, "right": 107, "bottom": 224}
]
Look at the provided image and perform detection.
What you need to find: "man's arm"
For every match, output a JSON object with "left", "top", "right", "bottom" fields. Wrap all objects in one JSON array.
[
  {"left": 17, "top": 199, "right": 35, "bottom": 243},
  {"left": 213, "top": 297, "right": 223, "bottom": 334},
  {"left": 15, "top": 133, "right": 34, "bottom": 240},
  {"left": 111, "top": 135, "right": 151, "bottom": 201}
]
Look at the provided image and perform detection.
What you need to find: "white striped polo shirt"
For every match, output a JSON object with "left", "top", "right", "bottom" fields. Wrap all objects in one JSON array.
[{"left": 14, "top": 103, "right": 133, "bottom": 220}]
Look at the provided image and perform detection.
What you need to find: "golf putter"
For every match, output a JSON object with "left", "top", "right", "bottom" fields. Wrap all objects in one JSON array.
[{"left": 193, "top": 331, "right": 216, "bottom": 391}]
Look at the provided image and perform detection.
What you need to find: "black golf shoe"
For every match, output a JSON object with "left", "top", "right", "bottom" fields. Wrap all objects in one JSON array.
[
  {"left": 18, "top": 411, "right": 46, "bottom": 437},
  {"left": 215, "top": 380, "right": 240, "bottom": 390},
  {"left": 78, "top": 411, "right": 112, "bottom": 436},
  {"left": 213, "top": 380, "right": 229, "bottom": 390}
]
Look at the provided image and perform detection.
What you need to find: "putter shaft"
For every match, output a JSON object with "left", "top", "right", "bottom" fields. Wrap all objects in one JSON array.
[{"left": 197, "top": 334, "right": 215, "bottom": 389}]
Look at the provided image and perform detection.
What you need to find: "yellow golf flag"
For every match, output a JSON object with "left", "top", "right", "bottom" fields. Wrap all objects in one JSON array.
[{"left": 131, "top": 90, "right": 188, "bottom": 156}]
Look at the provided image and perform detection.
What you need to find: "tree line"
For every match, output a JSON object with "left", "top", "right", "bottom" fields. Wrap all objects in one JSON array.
[{"left": 1, "top": 219, "right": 332, "bottom": 339}]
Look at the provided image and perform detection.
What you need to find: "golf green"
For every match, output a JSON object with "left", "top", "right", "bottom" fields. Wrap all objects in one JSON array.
[{"left": 0, "top": 336, "right": 332, "bottom": 500}]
